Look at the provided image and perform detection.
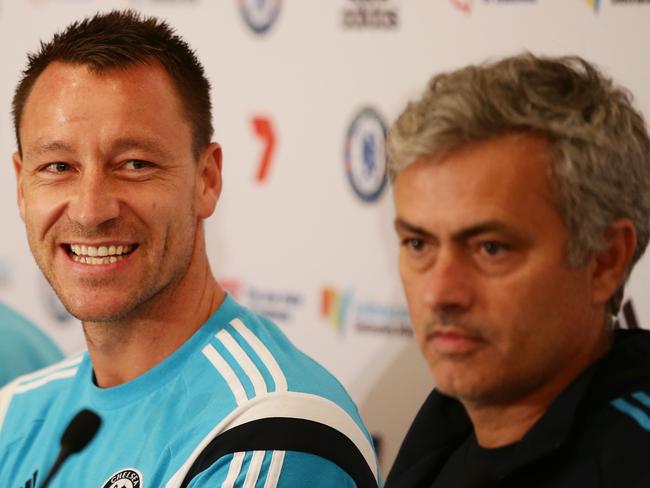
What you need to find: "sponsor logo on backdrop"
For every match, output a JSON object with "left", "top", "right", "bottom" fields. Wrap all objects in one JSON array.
[
  {"left": 320, "top": 287, "right": 411, "bottom": 336},
  {"left": 247, "top": 287, "right": 302, "bottom": 322},
  {"left": 451, "top": 0, "right": 473, "bottom": 13},
  {"left": 451, "top": 0, "right": 536, "bottom": 13},
  {"left": 321, "top": 287, "right": 353, "bottom": 332},
  {"left": 40, "top": 280, "right": 73, "bottom": 323},
  {"left": 251, "top": 116, "right": 276, "bottom": 183},
  {"left": 101, "top": 468, "right": 142, "bottom": 488},
  {"left": 221, "top": 278, "right": 303, "bottom": 323},
  {"left": 615, "top": 299, "right": 641, "bottom": 329},
  {"left": 344, "top": 106, "right": 388, "bottom": 203},
  {"left": 342, "top": 0, "right": 399, "bottom": 30},
  {"left": 585, "top": 0, "right": 600, "bottom": 12},
  {"left": 356, "top": 300, "right": 411, "bottom": 336},
  {"left": 239, "top": 0, "right": 282, "bottom": 34}
]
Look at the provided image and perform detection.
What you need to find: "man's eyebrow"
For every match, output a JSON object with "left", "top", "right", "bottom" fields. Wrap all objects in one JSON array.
[
  {"left": 25, "top": 137, "right": 173, "bottom": 160},
  {"left": 27, "top": 140, "right": 74, "bottom": 158},
  {"left": 454, "top": 221, "right": 512, "bottom": 241},
  {"left": 394, "top": 218, "right": 433, "bottom": 238},
  {"left": 110, "top": 137, "right": 172, "bottom": 159},
  {"left": 394, "top": 218, "right": 516, "bottom": 241}
]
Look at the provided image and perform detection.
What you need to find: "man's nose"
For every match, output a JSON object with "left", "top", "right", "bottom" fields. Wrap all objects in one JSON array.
[
  {"left": 422, "top": 247, "right": 474, "bottom": 315},
  {"left": 67, "top": 168, "right": 120, "bottom": 229}
]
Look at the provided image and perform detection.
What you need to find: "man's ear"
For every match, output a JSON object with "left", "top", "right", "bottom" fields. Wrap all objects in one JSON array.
[
  {"left": 590, "top": 218, "right": 637, "bottom": 307},
  {"left": 13, "top": 151, "right": 25, "bottom": 222},
  {"left": 196, "top": 142, "right": 222, "bottom": 219}
]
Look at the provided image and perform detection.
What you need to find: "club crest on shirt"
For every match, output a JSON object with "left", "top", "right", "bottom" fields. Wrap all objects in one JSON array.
[{"left": 101, "top": 468, "right": 142, "bottom": 488}]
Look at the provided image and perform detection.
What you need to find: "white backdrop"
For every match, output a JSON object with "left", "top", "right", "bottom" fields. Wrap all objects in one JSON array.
[{"left": 0, "top": 0, "right": 649, "bottom": 474}]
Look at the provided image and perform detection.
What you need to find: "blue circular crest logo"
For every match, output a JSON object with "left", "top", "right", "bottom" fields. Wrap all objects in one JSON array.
[
  {"left": 239, "top": 0, "right": 282, "bottom": 34},
  {"left": 344, "top": 107, "right": 388, "bottom": 203}
]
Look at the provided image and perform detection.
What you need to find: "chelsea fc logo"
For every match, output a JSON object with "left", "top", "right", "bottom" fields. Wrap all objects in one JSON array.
[
  {"left": 101, "top": 468, "right": 142, "bottom": 488},
  {"left": 239, "top": 0, "right": 282, "bottom": 34},
  {"left": 344, "top": 106, "right": 388, "bottom": 203}
]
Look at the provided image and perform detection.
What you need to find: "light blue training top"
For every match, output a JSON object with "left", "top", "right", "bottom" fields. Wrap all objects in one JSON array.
[{"left": 0, "top": 294, "right": 380, "bottom": 487}]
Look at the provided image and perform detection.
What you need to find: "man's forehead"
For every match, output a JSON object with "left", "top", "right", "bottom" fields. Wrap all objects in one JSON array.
[
  {"left": 393, "top": 134, "right": 562, "bottom": 234},
  {"left": 396, "top": 134, "right": 554, "bottom": 191},
  {"left": 19, "top": 60, "right": 188, "bottom": 148},
  {"left": 28, "top": 59, "right": 173, "bottom": 95}
]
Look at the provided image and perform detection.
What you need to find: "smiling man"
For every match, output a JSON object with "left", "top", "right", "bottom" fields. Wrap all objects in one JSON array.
[
  {"left": 385, "top": 54, "right": 650, "bottom": 487},
  {"left": 0, "top": 11, "right": 379, "bottom": 487}
]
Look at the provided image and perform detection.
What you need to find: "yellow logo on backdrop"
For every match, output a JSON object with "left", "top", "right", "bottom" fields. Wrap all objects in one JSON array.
[{"left": 585, "top": 0, "right": 600, "bottom": 12}]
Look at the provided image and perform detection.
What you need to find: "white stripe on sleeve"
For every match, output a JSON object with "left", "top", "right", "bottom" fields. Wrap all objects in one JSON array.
[
  {"left": 216, "top": 330, "right": 267, "bottom": 397},
  {"left": 202, "top": 344, "right": 248, "bottom": 405},
  {"left": 15, "top": 367, "right": 78, "bottom": 394},
  {"left": 243, "top": 450, "right": 265, "bottom": 488},
  {"left": 0, "top": 380, "right": 20, "bottom": 434},
  {"left": 263, "top": 451, "right": 285, "bottom": 488},
  {"left": 230, "top": 319, "right": 288, "bottom": 392},
  {"left": 15, "top": 354, "right": 83, "bottom": 387},
  {"left": 221, "top": 452, "right": 245, "bottom": 488}
]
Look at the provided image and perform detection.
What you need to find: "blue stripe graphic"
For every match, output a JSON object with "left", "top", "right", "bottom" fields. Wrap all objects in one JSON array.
[
  {"left": 612, "top": 398, "right": 650, "bottom": 431},
  {"left": 632, "top": 391, "right": 650, "bottom": 410}
]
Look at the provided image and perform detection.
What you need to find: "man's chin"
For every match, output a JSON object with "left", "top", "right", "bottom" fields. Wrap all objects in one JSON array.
[
  {"left": 62, "top": 300, "right": 138, "bottom": 323},
  {"left": 431, "top": 368, "right": 498, "bottom": 403}
]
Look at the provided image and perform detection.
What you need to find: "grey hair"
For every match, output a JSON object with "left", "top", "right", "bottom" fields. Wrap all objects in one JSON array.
[{"left": 388, "top": 53, "right": 650, "bottom": 315}]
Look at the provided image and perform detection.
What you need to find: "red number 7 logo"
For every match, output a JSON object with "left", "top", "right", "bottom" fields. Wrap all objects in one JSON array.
[{"left": 252, "top": 116, "right": 276, "bottom": 183}]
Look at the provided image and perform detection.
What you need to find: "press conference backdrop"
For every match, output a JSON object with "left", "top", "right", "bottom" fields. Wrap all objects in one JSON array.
[{"left": 0, "top": 0, "right": 648, "bottom": 474}]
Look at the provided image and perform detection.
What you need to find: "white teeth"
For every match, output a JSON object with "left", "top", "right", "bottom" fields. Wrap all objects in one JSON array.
[
  {"left": 69, "top": 244, "right": 133, "bottom": 262},
  {"left": 72, "top": 254, "right": 126, "bottom": 265}
]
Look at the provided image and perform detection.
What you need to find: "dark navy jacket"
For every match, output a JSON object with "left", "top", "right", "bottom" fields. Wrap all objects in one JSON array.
[{"left": 386, "top": 329, "right": 650, "bottom": 487}]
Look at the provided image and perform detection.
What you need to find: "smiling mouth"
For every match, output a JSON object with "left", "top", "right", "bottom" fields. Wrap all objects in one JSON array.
[{"left": 66, "top": 244, "right": 137, "bottom": 265}]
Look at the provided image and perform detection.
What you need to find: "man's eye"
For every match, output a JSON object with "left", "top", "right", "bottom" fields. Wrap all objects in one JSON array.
[
  {"left": 480, "top": 241, "right": 508, "bottom": 257},
  {"left": 123, "top": 160, "right": 150, "bottom": 170},
  {"left": 43, "top": 162, "right": 70, "bottom": 173},
  {"left": 403, "top": 238, "right": 426, "bottom": 252}
]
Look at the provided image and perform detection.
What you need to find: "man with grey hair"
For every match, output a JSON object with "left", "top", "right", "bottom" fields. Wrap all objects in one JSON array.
[{"left": 385, "top": 53, "right": 650, "bottom": 487}]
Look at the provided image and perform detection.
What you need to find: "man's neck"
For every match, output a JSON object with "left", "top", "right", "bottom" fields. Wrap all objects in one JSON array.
[
  {"left": 83, "top": 245, "right": 225, "bottom": 388},
  {"left": 464, "top": 395, "right": 552, "bottom": 449}
]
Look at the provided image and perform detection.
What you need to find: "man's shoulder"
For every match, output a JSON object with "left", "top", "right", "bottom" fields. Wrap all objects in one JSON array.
[
  {"left": 198, "top": 298, "right": 359, "bottom": 410},
  {"left": 570, "top": 337, "right": 650, "bottom": 484},
  {"left": 0, "top": 353, "right": 83, "bottom": 442},
  {"left": 570, "top": 384, "right": 650, "bottom": 487},
  {"left": 167, "top": 300, "right": 380, "bottom": 487}
]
